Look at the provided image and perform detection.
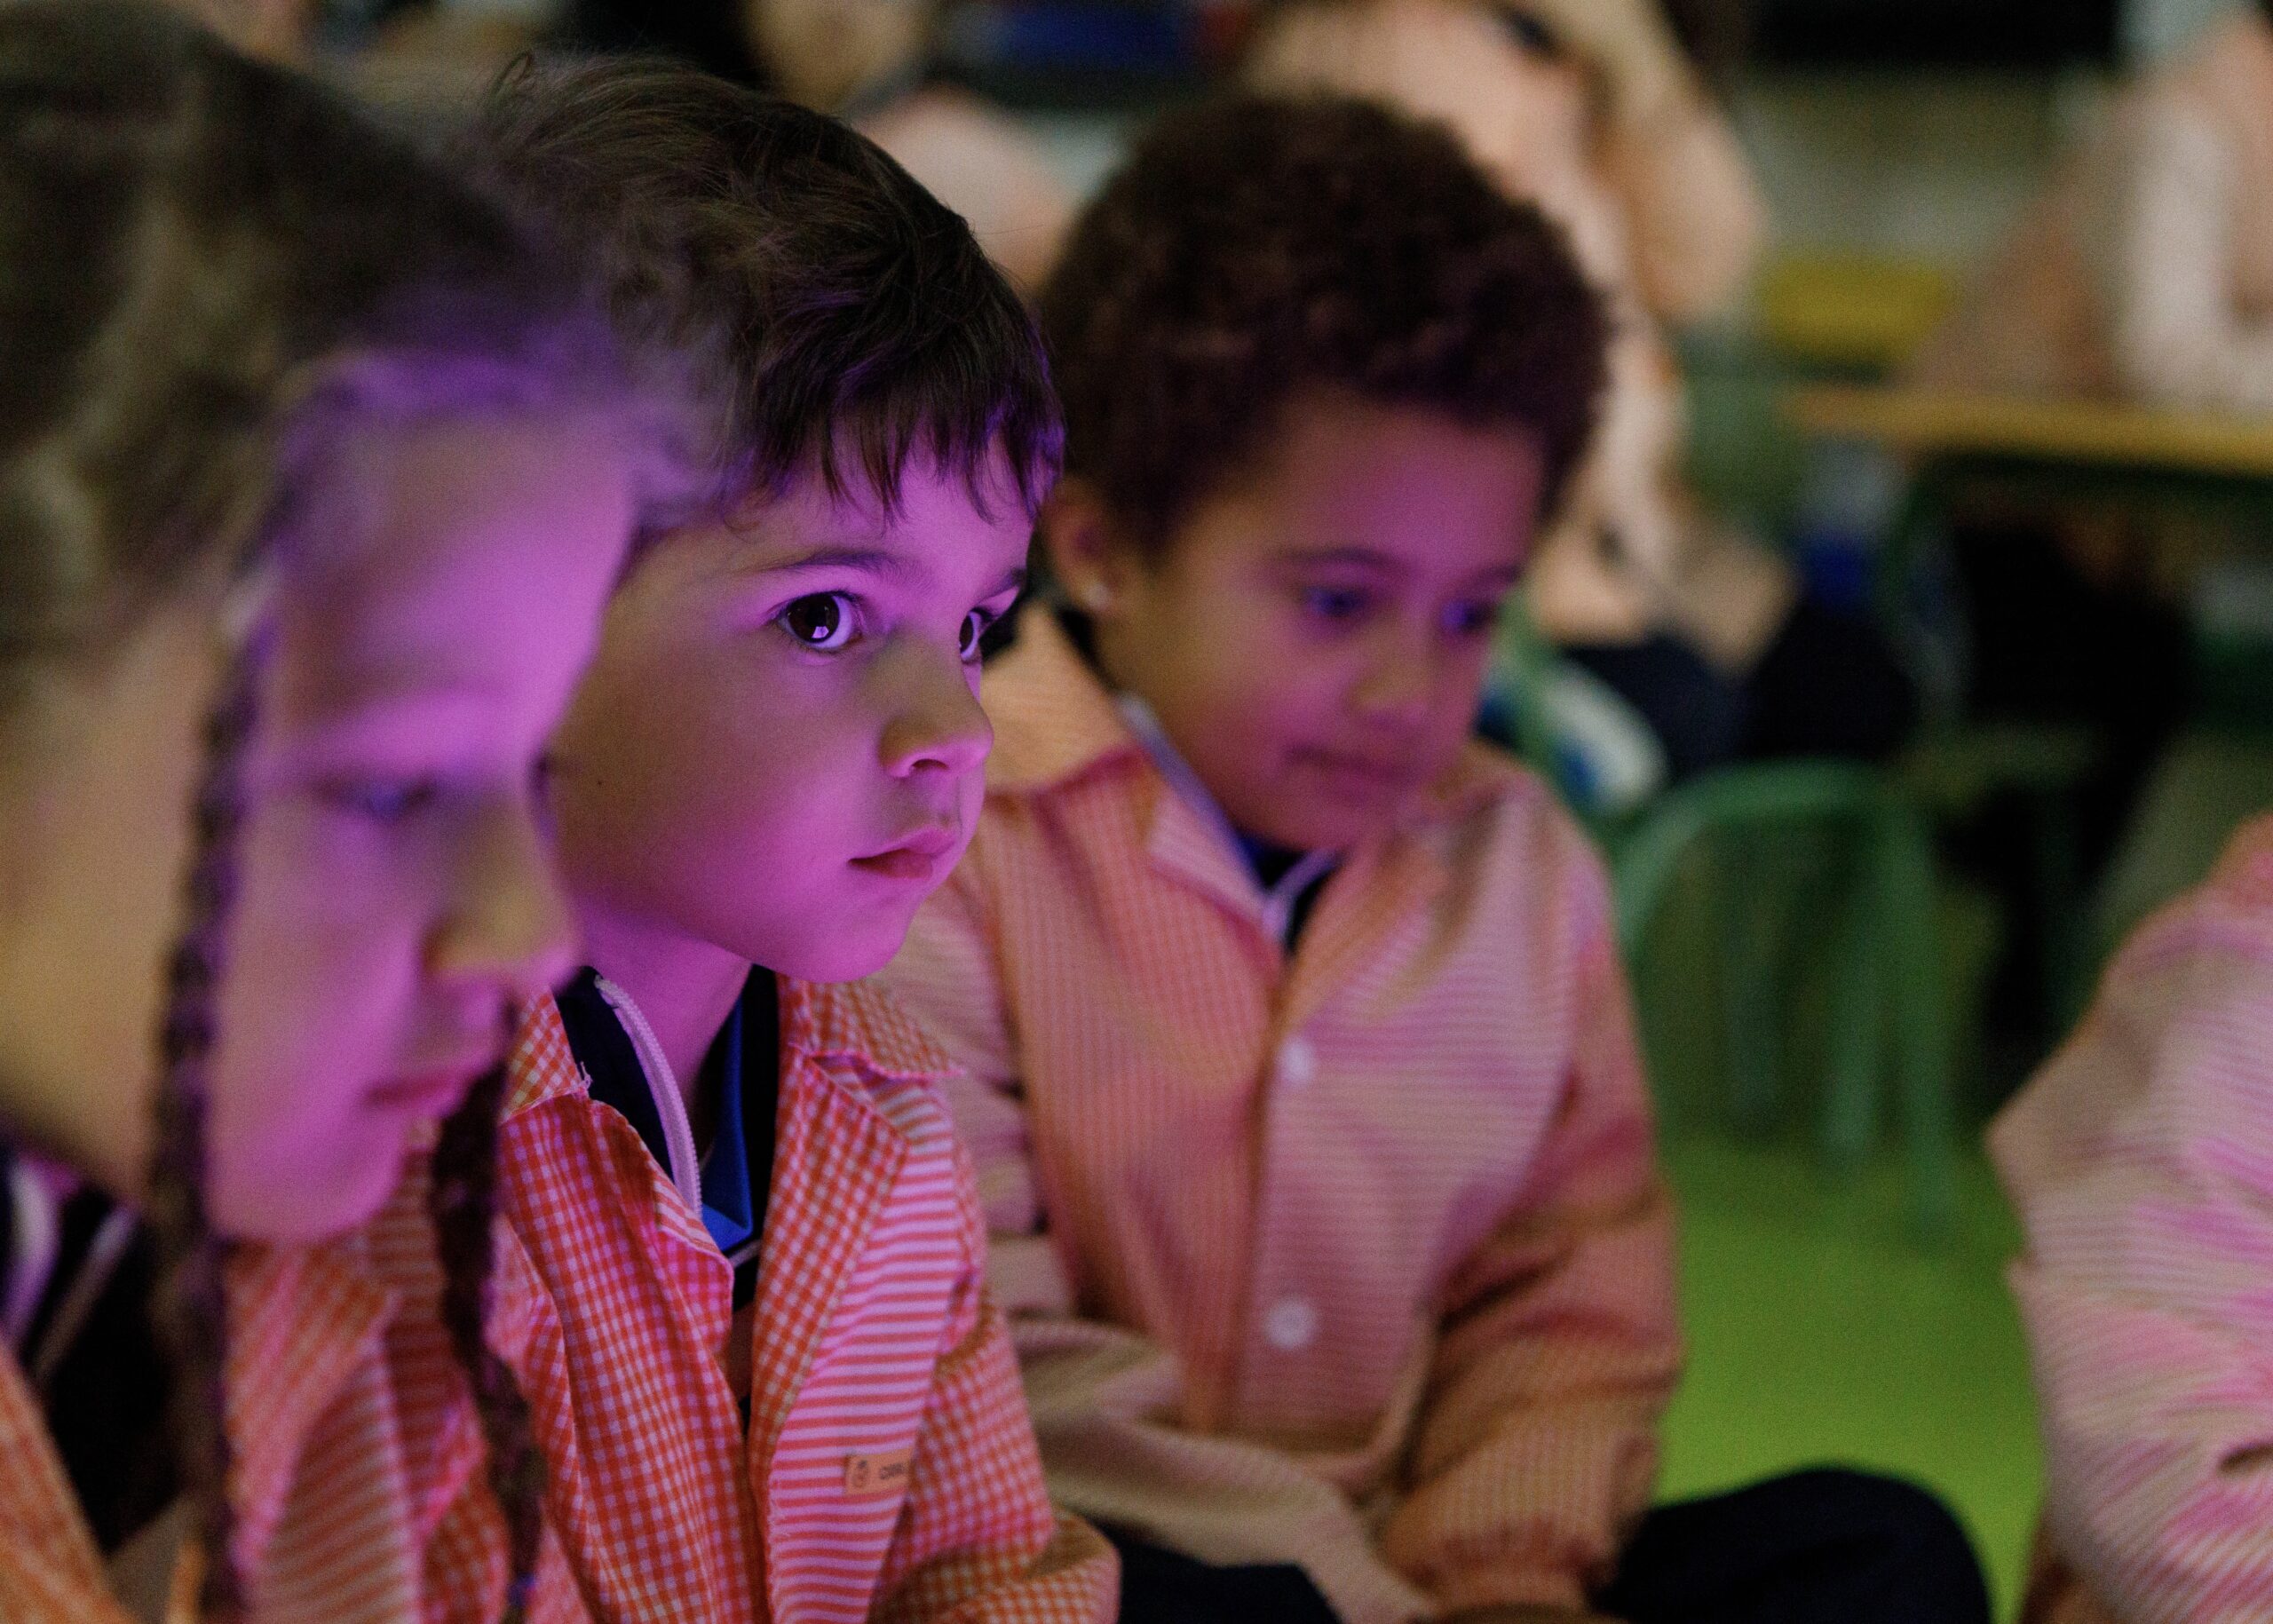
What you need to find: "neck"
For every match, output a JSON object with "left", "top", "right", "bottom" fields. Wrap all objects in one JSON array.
[{"left": 574, "top": 903, "right": 750, "bottom": 1119}]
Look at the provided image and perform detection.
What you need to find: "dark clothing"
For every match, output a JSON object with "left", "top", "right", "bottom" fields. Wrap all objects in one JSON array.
[
  {"left": 1564, "top": 598, "right": 1921, "bottom": 783},
  {"left": 0, "top": 1144, "right": 176, "bottom": 1553},
  {"left": 1952, "top": 519, "right": 2189, "bottom": 876},
  {"left": 1111, "top": 1469, "right": 1989, "bottom": 1624},
  {"left": 557, "top": 966, "right": 780, "bottom": 1311},
  {"left": 1598, "top": 1470, "right": 1992, "bottom": 1624},
  {"left": 1106, "top": 1527, "right": 1342, "bottom": 1624}
]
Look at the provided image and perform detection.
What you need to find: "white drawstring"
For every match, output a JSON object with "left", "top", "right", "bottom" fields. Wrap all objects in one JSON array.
[
  {"left": 593, "top": 975, "right": 704, "bottom": 1216},
  {"left": 2, "top": 1158, "right": 56, "bottom": 1349},
  {"left": 30, "top": 1208, "right": 135, "bottom": 1391}
]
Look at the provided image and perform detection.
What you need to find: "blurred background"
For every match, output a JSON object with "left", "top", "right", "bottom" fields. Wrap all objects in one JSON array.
[{"left": 195, "top": 0, "right": 2273, "bottom": 1610}]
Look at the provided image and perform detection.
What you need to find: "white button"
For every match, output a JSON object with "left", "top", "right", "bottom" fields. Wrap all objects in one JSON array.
[
  {"left": 1275, "top": 1035, "right": 1318, "bottom": 1090},
  {"left": 1263, "top": 1296, "right": 1319, "bottom": 1351}
]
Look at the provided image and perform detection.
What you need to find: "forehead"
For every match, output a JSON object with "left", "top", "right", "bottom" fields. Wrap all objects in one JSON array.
[
  {"left": 686, "top": 455, "right": 1032, "bottom": 585},
  {"left": 276, "top": 416, "right": 630, "bottom": 714},
  {"left": 1180, "top": 392, "right": 1543, "bottom": 576}
]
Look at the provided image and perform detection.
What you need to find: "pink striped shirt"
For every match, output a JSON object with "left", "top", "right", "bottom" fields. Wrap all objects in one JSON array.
[
  {"left": 876, "top": 609, "right": 1682, "bottom": 1620},
  {"left": 1994, "top": 812, "right": 2273, "bottom": 1624}
]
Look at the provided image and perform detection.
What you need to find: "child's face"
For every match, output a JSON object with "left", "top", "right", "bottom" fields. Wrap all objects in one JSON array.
[
  {"left": 747, "top": 0, "right": 927, "bottom": 111},
  {"left": 210, "top": 415, "right": 637, "bottom": 1239},
  {"left": 544, "top": 457, "right": 1027, "bottom": 985},
  {"left": 1068, "top": 394, "right": 1542, "bottom": 853}
]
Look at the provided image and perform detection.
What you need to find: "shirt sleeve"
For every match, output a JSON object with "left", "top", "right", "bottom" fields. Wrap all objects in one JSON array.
[
  {"left": 1377, "top": 855, "right": 1683, "bottom": 1613},
  {"left": 2108, "top": 100, "right": 2273, "bottom": 415},
  {"left": 879, "top": 864, "right": 1441, "bottom": 1624},
  {"left": 1992, "top": 916, "right": 2273, "bottom": 1624}
]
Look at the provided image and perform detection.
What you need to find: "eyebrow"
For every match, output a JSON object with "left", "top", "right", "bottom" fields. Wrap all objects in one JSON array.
[
  {"left": 1270, "top": 549, "right": 1523, "bottom": 591},
  {"left": 747, "top": 546, "right": 1027, "bottom": 602},
  {"left": 1272, "top": 547, "right": 1407, "bottom": 575},
  {"left": 756, "top": 545, "right": 923, "bottom": 585}
]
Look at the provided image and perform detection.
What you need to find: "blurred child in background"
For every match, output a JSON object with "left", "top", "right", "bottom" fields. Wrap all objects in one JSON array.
[
  {"left": 881, "top": 92, "right": 1987, "bottom": 1624},
  {"left": 0, "top": 5, "right": 673, "bottom": 1615},
  {"left": 561, "top": 0, "right": 1073, "bottom": 289},
  {"left": 391, "top": 59, "right": 1117, "bottom": 1621},
  {"left": 1915, "top": 0, "right": 2273, "bottom": 415}
]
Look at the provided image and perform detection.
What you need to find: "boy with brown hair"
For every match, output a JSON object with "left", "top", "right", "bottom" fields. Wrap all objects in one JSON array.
[{"left": 374, "top": 60, "right": 1116, "bottom": 1622}]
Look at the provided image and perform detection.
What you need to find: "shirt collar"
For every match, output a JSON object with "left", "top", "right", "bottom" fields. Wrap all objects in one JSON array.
[
  {"left": 511, "top": 975, "right": 954, "bottom": 1119},
  {"left": 1113, "top": 692, "right": 1342, "bottom": 947}
]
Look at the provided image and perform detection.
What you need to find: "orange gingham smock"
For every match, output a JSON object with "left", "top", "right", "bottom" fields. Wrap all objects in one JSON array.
[
  {"left": 0, "top": 1232, "right": 570, "bottom": 1623},
  {"left": 1993, "top": 812, "right": 2273, "bottom": 1624},
  {"left": 378, "top": 973, "right": 1117, "bottom": 1624},
  {"left": 874, "top": 610, "right": 1683, "bottom": 1620}
]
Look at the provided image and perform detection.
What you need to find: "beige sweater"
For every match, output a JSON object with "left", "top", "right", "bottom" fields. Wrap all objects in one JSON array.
[{"left": 1916, "top": 12, "right": 2273, "bottom": 415}]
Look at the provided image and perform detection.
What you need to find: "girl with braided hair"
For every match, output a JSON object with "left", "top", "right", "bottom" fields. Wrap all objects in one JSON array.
[{"left": 0, "top": 4, "right": 684, "bottom": 1618}]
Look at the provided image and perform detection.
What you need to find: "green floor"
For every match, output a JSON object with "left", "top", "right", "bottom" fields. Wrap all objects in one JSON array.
[{"left": 1657, "top": 1129, "right": 2041, "bottom": 1618}]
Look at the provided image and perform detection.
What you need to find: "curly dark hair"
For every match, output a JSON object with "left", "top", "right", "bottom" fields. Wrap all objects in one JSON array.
[
  {"left": 1041, "top": 93, "right": 1607, "bottom": 556},
  {"left": 478, "top": 58, "right": 1060, "bottom": 525}
]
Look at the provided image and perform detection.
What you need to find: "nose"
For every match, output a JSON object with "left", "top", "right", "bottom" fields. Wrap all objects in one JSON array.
[
  {"left": 877, "top": 642, "right": 994, "bottom": 781},
  {"left": 1349, "top": 620, "right": 1437, "bottom": 731},
  {"left": 426, "top": 796, "right": 580, "bottom": 1004}
]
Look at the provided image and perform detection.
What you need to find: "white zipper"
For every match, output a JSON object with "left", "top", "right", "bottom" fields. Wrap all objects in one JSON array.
[{"left": 593, "top": 975, "right": 704, "bottom": 1215}]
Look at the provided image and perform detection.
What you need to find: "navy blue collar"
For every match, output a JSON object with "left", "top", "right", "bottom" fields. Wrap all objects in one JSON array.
[{"left": 556, "top": 968, "right": 780, "bottom": 1303}]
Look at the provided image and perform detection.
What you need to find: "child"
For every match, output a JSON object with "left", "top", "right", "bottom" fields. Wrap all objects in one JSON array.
[
  {"left": 1992, "top": 812, "right": 2273, "bottom": 1624},
  {"left": 1915, "top": 0, "right": 2273, "bottom": 412},
  {"left": 561, "top": 0, "right": 1073, "bottom": 290},
  {"left": 0, "top": 5, "right": 677, "bottom": 1618},
  {"left": 386, "top": 60, "right": 1116, "bottom": 1621},
  {"left": 877, "top": 94, "right": 1989, "bottom": 1624}
]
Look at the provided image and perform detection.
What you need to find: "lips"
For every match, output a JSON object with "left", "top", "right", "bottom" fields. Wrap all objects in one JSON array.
[
  {"left": 1296, "top": 747, "right": 1423, "bottom": 795},
  {"left": 851, "top": 823, "right": 961, "bottom": 883},
  {"left": 364, "top": 1057, "right": 491, "bottom": 1118}
]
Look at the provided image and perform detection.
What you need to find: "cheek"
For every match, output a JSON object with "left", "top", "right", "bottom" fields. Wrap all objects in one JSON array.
[{"left": 218, "top": 805, "right": 429, "bottom": 1103}]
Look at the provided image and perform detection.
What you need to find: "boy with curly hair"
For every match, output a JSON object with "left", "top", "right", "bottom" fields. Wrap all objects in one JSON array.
[{"left": 878, "top": 94, "right": 1988, "bottom": 1624}]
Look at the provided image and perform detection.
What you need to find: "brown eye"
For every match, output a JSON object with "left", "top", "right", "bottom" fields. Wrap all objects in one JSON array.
[
  {"left": 779, "top": 593, "right": 858, "bottom": 651},
  {"left": 959, "top": 609, "right": 990, "bottom": 661}
]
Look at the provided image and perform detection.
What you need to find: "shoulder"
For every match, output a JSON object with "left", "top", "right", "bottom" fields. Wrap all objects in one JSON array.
[
  {"left": 1994, "top": 814, "right": 2273, "bottom": 1194},
  {"left": 1431, "top": 740, "right": 1613, "bottom": 904}
]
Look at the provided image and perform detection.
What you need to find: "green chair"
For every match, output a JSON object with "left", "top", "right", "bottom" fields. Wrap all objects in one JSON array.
[
  {"left": 1494, "top": 611, "right": 1958, "bottom": 1235},
  {"left": 1605, "top": 763, "right": 1956, "bottom": 1235}
]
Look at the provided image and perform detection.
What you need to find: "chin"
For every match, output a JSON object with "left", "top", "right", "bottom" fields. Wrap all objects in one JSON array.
[
  {"left": 208, "top": 1141, "right": 402, "bottom": 1243},
  {"left": 756, "top": 915, "right": 915, "bottom": 986}
]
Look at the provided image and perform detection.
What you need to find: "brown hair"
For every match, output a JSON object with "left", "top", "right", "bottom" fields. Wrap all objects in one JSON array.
[
  {"left": 0, "top": 5, "right": 676, "bottom": 1615},
  {"left": 1040, "top": 93, "right": 1607, "bottom": 558},
  {"left": 476, "top": 57, "right": 1061, "bottom": 526}
]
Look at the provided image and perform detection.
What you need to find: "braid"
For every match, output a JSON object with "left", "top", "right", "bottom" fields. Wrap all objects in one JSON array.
[
  {"left": 427, "top": 1044, "right": 545, "bottom": 1624},
  {"left": 144, "top": 628, "right": 267, "bottom": 1623}
]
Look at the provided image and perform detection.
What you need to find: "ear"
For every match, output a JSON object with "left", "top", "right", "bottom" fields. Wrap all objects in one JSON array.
[{"left": 1036, "top": 476, "right": 1143, "bottom": 618}]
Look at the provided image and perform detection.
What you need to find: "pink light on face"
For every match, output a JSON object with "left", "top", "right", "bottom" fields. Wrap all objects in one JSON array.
[
  {"left": 205, "top": 412, "right": 639, "bottom": 1243},
  {"left": 1074, "top": 392, "right": 1544, "bottom": 857},
  {"left": 543, "top": 453, "right": 1029, "bottom": 996}
]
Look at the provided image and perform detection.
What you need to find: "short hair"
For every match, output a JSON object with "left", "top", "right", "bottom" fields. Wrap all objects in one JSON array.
[
  {"left": 1041, "top": 93, "right": 1607, "bottom": 556},
  {"left": 479, "top": 58, "right": 1060, "bottom": 523}
]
